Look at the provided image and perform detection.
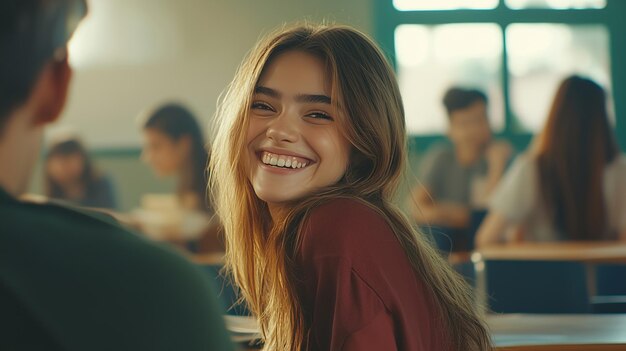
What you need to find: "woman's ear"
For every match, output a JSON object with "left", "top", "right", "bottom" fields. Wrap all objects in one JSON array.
[{"left": 31, "top": 55, "right": 73, "bottom": 126}]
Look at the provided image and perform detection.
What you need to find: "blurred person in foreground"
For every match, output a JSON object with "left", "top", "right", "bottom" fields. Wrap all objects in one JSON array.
[
  {"left": 476, "top": 75, "right": 626, "bottom": 247},
  {"left": 44, "top": 135, "right": 117, "bottom": 209},
  {"left": 0, "top": 1, "right": 233, "bottom": 350},
  {"left": 409, "top": 87, "right": 512, "bottom": 252}
]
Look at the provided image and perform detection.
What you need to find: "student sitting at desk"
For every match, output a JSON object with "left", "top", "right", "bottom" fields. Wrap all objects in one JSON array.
[
  {"left": 476, "top": 76, "right": 626, "bottom": 247},
  {"left": 44, "top": 136, "right": 117, "bottom": 209},
  {"left": 140, "top": 103, "right": 223, "bottom": 252},
  {"left": 409, "top": 87, "right": 512, "bottom": 251}
]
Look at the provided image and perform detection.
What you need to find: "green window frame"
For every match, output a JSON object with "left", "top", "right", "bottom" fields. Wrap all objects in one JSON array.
[{"left": 374, "top": 0, "right": 626, "bottom": 152}]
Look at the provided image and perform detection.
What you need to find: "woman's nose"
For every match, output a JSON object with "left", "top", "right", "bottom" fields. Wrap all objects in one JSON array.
[{"left": 266, "top": 112, "right": 299, "bottom": 143}]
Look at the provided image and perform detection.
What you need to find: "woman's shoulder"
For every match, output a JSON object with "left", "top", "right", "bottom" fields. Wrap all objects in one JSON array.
[
  {"left": 511, "top": 151, "right": 535, "bottom": 166},
  {"left": 301, "top": 197, "right": 394, "bottom": 258},
  {"left": 608, "top": 154, "right": 626, "bottom": 172},
  {"left": 502, "top": 152, "right": 537, "bottom": 180},
  {"left": 605, "top": 154, "right": 626, "bottom": 186},
  {"left": 308, "top": 197, "right": 382, "bottom": 220},
  {"left": 306, "top": 197, "right": 389, "bottom": 236}
]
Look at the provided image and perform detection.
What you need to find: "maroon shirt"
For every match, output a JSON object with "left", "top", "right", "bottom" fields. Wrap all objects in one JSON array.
[{"left": 296, "top": 198, "right": 450, "bottom": 351}]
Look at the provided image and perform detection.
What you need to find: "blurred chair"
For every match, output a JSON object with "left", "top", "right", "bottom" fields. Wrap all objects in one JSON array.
[
  {"left": 596, "top": 264, "right": 626, "bottom": 295},
  {"left": 192, "top": 254, "right": 250, "bottom": 316},
  {"left": 479, "top": 260, "right": 590, "bottom": 314},
  {"left": 429, "top": 210, "right": 487, "bottom": 287},
  {"left": 496, "top": 345, "right": 626, "bottom": 351},
  {"left": 425, "top": 209, "right": 488, "bottom": 254},
  {"left": 591, "top": 264, "right": 626, "bottom": 313},
  {"left": 449, "top": 252, "right": 476, "bottom": 288}
]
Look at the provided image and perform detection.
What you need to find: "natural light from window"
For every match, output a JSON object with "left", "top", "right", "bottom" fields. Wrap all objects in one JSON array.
[
  {"left": 505, "top": 0, "right": 606, "bottom": 9},
  {"left": 507, "top": 24, "right": 612, "bottom": 131},
  {"left": 68, "top": 0, "right": 184, "bottom": 69},
  {"left": 395, "top": 24, "right": 504, "bottom": 135},
  {"left": 393, "top": 0, "right": 498, "bottom": 11}
]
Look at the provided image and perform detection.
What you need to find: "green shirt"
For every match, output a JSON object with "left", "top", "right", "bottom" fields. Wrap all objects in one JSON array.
[{"left": 0, "top": 187, "right": 234, "bottom": 351}]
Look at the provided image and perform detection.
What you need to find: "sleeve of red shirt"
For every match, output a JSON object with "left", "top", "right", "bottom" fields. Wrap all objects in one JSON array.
[{"left": 298, "top": 199, "right": 399, "bottom": 351}]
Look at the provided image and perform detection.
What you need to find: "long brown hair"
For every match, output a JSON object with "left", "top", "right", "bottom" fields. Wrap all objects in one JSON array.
[
  {"left": 536, "top": 75, "right": 619, "bottom": 240},
  {"left": 210, "top": 24, "right": 491, "bottom": 351}
]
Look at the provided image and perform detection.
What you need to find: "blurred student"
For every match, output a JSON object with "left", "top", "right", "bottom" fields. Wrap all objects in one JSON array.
[
  {"left": 0, "top": 1, "right": 233, "bottom": 350},
  {"left": 44, "top": 136, "right": 117, "bottom": 209},
  {"left": 476, "top": 76, "right": 626, "bottom": 247},
  {"left": 409, "top": 87, "right": 511, "bottom": 251},
  {"left": 141, "top": 103, "right": 222, "bottom": 252}
]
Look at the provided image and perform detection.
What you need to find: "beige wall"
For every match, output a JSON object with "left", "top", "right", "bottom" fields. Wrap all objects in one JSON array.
[
  {"left": 33, "top": 0, "right": 374, "bottom": 210},
  {"left": 51, "top": 0, "right": 373, "bottom": 147}
]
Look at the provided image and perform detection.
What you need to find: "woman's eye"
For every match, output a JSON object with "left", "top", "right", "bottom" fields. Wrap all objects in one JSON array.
[
  {"left": 251, "top": 102, "right": 274, "bottom": 111},
  {"left": 306, "top": 112, "right": 334, "bottom": 121}
]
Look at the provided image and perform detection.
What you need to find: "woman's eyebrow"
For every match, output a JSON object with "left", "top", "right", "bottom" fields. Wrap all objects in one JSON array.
[
  {"left": 254, "top": 86, "right": 281, "bottom": 98},
  {"left": 254, "top": 86, "right": 331, "bottom": 105},
  {"left": 295, "top": 94, "right": 331, "bottom": 104}
]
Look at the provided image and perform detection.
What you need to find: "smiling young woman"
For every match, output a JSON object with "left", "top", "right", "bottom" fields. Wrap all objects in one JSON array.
[
  {"left": 246, "top": 50, "right": 351, "bottom": 211},
  {"left": 210, "top": 24, "right": 491, "bottom": 351}
]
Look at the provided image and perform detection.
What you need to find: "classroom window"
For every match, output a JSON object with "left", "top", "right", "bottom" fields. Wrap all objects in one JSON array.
[
  {"left": 393, "top": 0, "right": 498, "bottom": 11},
  {"left": 395, "top": 24, "right": 504, "bottom": 134},
  {"left": 386, "top": 1, "right": 617, "bottom": 136},
  {"left": 507, "top": 24, "right": 612, "bottom": 131},
  {"left": 505, "top": 0, "right": 606, "bottom": 10},
  {"left": 68, "top": 0, "right": 185, "bottom": 68}
]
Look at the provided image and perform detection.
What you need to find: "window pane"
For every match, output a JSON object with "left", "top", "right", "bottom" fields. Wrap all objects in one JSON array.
[
  {"left": 394, "top": 0, "right": 498, "bottom": 11},
  {"left": 395, "top": 24, "right": 504, "bottom": 135},
  {"left": 505, "top": 0, "right": 606, "bottom": 9},
  {"left": 68, "top": 0, "right": 184, "bottom": 68},
  {"left": 507, "top": 24, "right": 612, "bottom": 131}
]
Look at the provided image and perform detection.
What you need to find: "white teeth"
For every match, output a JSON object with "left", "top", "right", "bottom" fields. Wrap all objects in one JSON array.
[{"left": 261, "top": 152, "right": 309, "bottom": 169}]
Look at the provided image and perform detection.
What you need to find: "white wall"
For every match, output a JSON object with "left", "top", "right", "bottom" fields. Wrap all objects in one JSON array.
[{"left": 52, "top": 0, "right": 373, "bottom": 148}]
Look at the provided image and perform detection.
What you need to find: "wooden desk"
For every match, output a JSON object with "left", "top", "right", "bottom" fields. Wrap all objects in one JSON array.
[
  {"left": 224, "top": 315, "right": 262, "bottom": 350},
  {"left": 472, "top": 242, "right": 626, "bottom": 311},
  {"left": 224, "top": 314, "right": 626, "bottom": 350},
  {"left": 448, "top": 251, "right": 472, "bottom": 266},
  {"left": 474, "top": 242, "right": 626, "bottom": 264},
  {"left": 489, "top": 314, "right": 626, "bottom": 350}
]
